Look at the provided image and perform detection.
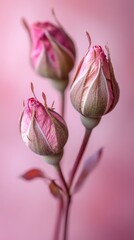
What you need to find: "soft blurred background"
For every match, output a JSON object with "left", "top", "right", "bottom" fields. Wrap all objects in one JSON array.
[{"left": 0, "top": 0, "right": 134, "bottom": 239}]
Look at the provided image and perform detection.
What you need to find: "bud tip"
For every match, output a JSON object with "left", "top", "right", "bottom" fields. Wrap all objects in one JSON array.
[{"left": 86, "top": 32, "right": 91, "bottom": 49}]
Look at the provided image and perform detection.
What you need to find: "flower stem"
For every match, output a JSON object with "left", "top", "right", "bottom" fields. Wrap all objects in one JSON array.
[
  {"left": 53, "top": 196, "right": 64, "bottom": 240},
  {"left": 55, "top": 164, "right": 71, "bottom": 240},
  {"left": 63, "top": 194, "right": 71, "bottom": 240},
  {"left": 54, "top": 128, "right": 91, "bottom": 240},
  {"left": 69, "top": 128, "right": 92, "bottom": 189},
  {"left": 60, "top": 90, "right": 65, "bottom": 118},
  {"left": 56, "top": 163, "right": 69, "bottom": 195}
]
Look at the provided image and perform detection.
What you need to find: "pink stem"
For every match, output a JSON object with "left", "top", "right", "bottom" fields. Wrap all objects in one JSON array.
[
  {"left": 69, "top": 128, "right": 92, "bottom": 189},
  {"left": 53, "top": 196, "right": 64, "bottom": 240},
  {"left": 60, "top": 90, "right": 65, "bottom": 118},
  {"left": 55, "top": 164, "right": 70, "bottom": 240},
  {"left": 54, "top": 128, "right": 91, "bottom": 240}
]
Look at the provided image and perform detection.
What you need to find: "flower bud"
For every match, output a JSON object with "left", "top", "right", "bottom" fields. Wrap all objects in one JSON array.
[
  {"left": 70, "top": 33, "right": 119, "bottom": 119},
  {"left": 20, "top": 94, "right": 68, "bottom": 163},
  {"left": 22, "top": 13, "right": 76, "bottom": 90}
]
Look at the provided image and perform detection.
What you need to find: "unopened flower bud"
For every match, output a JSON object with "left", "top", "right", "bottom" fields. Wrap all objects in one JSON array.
[
  {"left": 23, "top": 12, "right": 76, "bottom": 90},
  {"left": 20, "top": 93, "right": 68, "bottom": 164},
  {"left": 70, "top": 33, "right": 119, "bottom": 121}
]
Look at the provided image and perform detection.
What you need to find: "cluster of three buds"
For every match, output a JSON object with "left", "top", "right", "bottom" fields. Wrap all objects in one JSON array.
[{"left": 20, "top": 18, "right": 119, "bottom": 164}]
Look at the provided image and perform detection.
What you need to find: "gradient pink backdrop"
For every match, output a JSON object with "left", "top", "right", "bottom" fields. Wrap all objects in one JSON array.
[{"left": 0, "top": 0, "right": 134, "bottom": 239}]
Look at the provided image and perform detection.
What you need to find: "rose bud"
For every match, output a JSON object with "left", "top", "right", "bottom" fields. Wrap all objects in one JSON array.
[
  {"left": 22, "top": 12, "right": 76, "bottom": 90},
  {"left": 20, "top": 90, "right": 68, "bottom": 165},
  {"left": 70, "top": 33, "right": 119, "bottom": 129}
]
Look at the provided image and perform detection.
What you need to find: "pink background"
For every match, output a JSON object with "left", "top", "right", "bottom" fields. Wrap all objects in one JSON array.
[{"left": 0, "top": 0, "right": 134, "bottom": 239}]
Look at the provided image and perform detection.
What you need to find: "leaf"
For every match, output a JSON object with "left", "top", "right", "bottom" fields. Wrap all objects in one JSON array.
[
  {"left": 21, "top": 168, "right": 45, "bottom": 180},
  {"left": 74, "top": 148, "right": 103, "bottom": 193},
  {"left": 49, "top": 180, "right": 63, "bottom": 198}
]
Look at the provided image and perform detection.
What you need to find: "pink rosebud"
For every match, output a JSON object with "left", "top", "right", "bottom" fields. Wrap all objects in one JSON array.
[
  {"left": 23, "top": 12, "right": 76, "bottom": 90},
  {"left": 20, "top": 92, "right": 68, "bottom": 164},
  {"left": 70, "top": 33, "right": 119, "bottom": 121}
]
